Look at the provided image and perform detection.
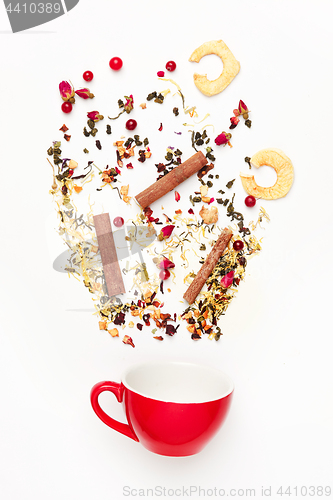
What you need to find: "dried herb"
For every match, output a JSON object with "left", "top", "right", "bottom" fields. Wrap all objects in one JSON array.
[
  {"left": 245, "top": 119, "right": 252, "bottom": 128},
  {"left": 87, "top": 119, "right": 95, "bottom": 130},
  {"left": 154, "top": 93, "right": 164, "bottom": 104},
  {"left": 106, "top": 124, "right": 112, "bottom": 134},
  {"left": 91, "top": 128, "right": 98, "bottom": 137},
  {"left": 226, "top": 179, "right": 235, "bottom": 189},
  {"left": 147, "top": 91, "right": 157, "bottom": 101},
  {"left": 244, "top": 156, "right": 251, "bottom": 166},
  {"left": 83, "top": 127, "right": 90, "bottom": 137},
  {"left": 206, "top": 151, "right": 216, "bottom": 162},
  {"left": 83, "top": 148, "right": 89, "bottom": 154},
  {"left": 173, "top": 107, "right": 179, "bottom": 116},
  {"left": 96, "top": 140, "right": 102, "bottom": 150}
]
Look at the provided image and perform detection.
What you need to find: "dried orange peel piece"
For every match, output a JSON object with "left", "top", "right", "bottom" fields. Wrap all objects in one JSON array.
[
  {"left": 189, "top": 40, "right": 240, "bottom": 96},
  {"left": 240, "top": 148, "right": 294, "bottom": 200}
]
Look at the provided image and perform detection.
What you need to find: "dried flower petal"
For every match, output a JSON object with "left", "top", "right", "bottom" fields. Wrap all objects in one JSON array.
[
  {"left": 75, "top": 88, "right": 95, "bottom": 99},
  {"left": 158, "top": 225, "right": 175, "bottom": 240},
  {"left": 59, "top": 81, "right": 75, "bottom": 102},
  {"left": 87, "top": 111, "right": 104, "bottom": 122},
  {"left": 165, "top": 324, "right": 179, "bottom": 336},
  {"left": 124, "top": 94, "right": 134, "bottom": 113},
  {"left": 221, "top": 270, "right": 235, "bottom": 288},
  {"left": 122, "top": 335, "right": 135, "bottom": 347},
  {"left": 214, "top": 132, "right": 232, "bottom": 146},
  {"left": 188, "top": 208, "right": 194, "bottom": 215},
  {"left": 233, "top": 109, "right": 240, "bottom": 117},
  {"left": 73, "top": 185, "right": 82, "bottom": 193},
  {"left": 158, "top": 258, "right": 175, "bottom": 270},
  {"left": 59, "top": 124, "right": 68, "bottom": 132},
  {"left": 175, "top": 191, "right": 180, "bottom": 202},
  {"left": 238, "top": 100, "right": 248, "bottom": 114},
  {"left": 229, "top": 116, "right": 240, "bottom": 129},
  {"left": 238, "top": 100, "right": 249, "bottom": 119}
]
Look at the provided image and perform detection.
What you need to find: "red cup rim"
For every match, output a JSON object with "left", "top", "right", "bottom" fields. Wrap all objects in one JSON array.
[{"left": 121, "top": 361, "right": 234, "bottom": 404}]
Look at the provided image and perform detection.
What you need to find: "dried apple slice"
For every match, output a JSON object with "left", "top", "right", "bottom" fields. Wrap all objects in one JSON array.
[
  {"left": 189, "top": 40, "right": 240, "bottom": 96},
  {"left": 240, "top": 148, "right": 294, "bottom": 200}
]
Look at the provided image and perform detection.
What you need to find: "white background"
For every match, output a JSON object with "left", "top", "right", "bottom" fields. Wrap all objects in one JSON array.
[{"left": 1, "top": 1, "right": 333, "bottom": 499}]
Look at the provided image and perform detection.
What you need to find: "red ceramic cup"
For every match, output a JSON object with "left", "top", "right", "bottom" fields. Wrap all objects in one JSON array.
[{"left": 90, "top": 361, "right": 234, "bottom": 456}]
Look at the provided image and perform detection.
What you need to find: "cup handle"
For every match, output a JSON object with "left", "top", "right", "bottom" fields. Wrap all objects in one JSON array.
[{"left": 90, "top": 381, "right": 139, "bottom": 441}]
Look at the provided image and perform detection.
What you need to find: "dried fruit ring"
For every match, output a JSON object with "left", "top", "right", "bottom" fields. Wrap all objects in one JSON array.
[
  {"left": 189, "top": 39, "right": 240, "bottom": 96},
  {"left": 240, "top": 148, "right": 294, "bottom": 200}
]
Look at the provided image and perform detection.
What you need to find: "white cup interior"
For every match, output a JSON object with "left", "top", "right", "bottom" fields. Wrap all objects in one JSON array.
[{"left": 122, "top": 362, "right": 234, "bottom": 403}]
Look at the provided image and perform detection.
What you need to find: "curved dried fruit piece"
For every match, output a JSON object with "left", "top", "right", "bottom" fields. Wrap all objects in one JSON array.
[
  {"left": 189, "top": 40, "right": 240, "bottom": 97},
  {"left": 240, "top": 148, "right": 294, "bottom": 200}
]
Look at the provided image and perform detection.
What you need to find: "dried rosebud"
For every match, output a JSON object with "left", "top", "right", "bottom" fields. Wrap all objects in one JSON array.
[
  {"left": 122, "top": 335, "right": 135, "bottom": 347},
  {"left": 158, "top": 225, "right": 175, "bottom": 241},
  {"left": 75, "top": 88, "right": 95, "bottom": 99},
  {"left": 157, "top": 258, "right": 175, "bottom": 270},
  {"left": 221, "top": 270, "right": 235, "bottom": 288},
  {"left": 229, "top": 116, "right": 240, "bottom": 129},
  {"left": 59, "top": 81, "right": 75, "bottom": 102},
  {"left": 238, "top": 100, "right": 249, "bottom": 119},
  {"left": 214, "top": 132, "right": 232, "bottom": 146},
  {"left": 124, "top": 94, "right": 134, "bottom": 113},
  {"left": 87, "top": 111, "right": 104, "bottom": 122}
]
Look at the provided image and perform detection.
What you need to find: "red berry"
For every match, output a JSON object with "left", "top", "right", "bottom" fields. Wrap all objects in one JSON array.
[
  {"left": 125, "top": 119, "right": 137, "bottom": 131},
  {"left": 113, "top": 216, "right": 124, "bottom": 227},
  {"left": 159, "top": 269, "right": 170, "bottom": 280},
  {"left": 83, "top": 70, "right": 93, "bottom": 82},
  {"left": 233, "top": 240, "right": 244, "bottom": 252},
  {"left": 68, "top": 169, "right": 74, "bottom": 177},
  {"left": 61, "top": 102, "right": 72, "bottom": 114},
  {"left": 109, "top": 57, "right": 123, "bottom": 71},
  {"left": 245, "top": 195, "right": 256, "bottom": 207},
  {"left": 166, "top": 60, "right": 176, "bottom": 72}
]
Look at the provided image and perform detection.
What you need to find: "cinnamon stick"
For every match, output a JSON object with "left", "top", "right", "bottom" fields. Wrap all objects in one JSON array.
[
  {"left": 183, "top": 227, "right": 233, "bottom": 305},
  {"left": 135, "top": 151, "right": 208, "bottom": 209},
  {"left": 93, "top": 213, "right": 125, "bottom": 297}
]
